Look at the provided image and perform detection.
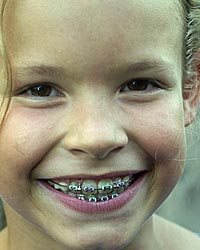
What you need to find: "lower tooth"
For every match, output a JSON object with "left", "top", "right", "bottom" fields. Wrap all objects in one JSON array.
[
  {"left": 68, "top": 192, "right": 77, "bottom": 197},
  {"left": 77, "top": 195, "right": 85, "bottom": 200},
  {"left": 111, "top": 193, "right": 119, "bottom": 199},
  {"left": 88, "top": 196, "right": 97, "bottom": 203},
  {"left": 67, "top": 192, "right": 120, "bottom": 202},
  {"left": 100, "top": 196, "right": 109, "bottom": 202}
]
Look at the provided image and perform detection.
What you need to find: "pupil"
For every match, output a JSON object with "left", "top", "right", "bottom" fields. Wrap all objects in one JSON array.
[
  {"left": 128, "top": 80, "right": 148, "bottom": 91},
  {"left": 31, "top": 86, "right": 51, "bottom": 96}
]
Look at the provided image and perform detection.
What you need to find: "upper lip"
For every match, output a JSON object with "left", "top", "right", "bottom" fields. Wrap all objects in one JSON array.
[{"left": 41, "top": 170, "right": 148, "bottom": 181}]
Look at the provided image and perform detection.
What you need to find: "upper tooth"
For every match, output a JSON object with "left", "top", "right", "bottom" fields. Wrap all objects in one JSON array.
[
  {"left": 54, "top": 184, "right": 62, "bottom": 190},
  {"left": 48, "top": 174, "right": 133, "bottom": 195},
  {"left": 47, "top": 180, "right": 56, "bottom": 186},
  {"left": 47, "top": 180, "right": 69, "bottom": 193},
  {"left": 69, "top": 181, "right": 81, "bottom": 193},
  {"left": 123, "top": 176, "right": 131, "bottom": 187},
  {"left": 47, "top": 180, "right": 61, "bottom": 190},
  {"left": 113, "top": 177, "right": 125, "bottom": 194},
  {"left": 98, "top": 179, "right": 113, "bottom": 194},
  {"left": 58, "top": 182, "right": 69, "bottom": 193},
  {"left": 123, "top": 176, "right": 131, "bottom": 182},
  {"left": 58, "top": 182, "right": 68, "bottom": 187},
  {"left": 82, "top": 180, "right": 97, "bottom": 195}
]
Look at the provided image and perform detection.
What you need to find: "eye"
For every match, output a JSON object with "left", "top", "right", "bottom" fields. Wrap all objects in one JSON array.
[
  {"left": 120, "top": 78, "right": 161, "bottom": 93},
  {"left": 19, "top": 83, "right": 64, "bottom": 98}
]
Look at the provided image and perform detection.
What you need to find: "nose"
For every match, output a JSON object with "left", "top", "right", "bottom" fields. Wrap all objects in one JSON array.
[{"left": 62, "top": 108, "right": 128, "bottom": 159}]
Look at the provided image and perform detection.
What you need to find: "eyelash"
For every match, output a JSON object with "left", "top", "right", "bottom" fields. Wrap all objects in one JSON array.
[
  {"left": 120, "top": 78, "right": 161, "bottom": 93},
  {"left": 18, "top": 83, "right": 64, "bottom": 98},
  {"left": 17, "top": 78, "right": 161, "bottom": 98}
]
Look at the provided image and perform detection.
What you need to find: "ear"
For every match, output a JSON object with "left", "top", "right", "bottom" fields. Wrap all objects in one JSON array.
[{"left": 183, "top": 49, "right": 200, "bottom": 127}]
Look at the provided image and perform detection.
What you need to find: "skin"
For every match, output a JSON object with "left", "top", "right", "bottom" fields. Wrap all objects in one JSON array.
[{"left": 0, "top": 0, "right": 200, "bottom": 249}]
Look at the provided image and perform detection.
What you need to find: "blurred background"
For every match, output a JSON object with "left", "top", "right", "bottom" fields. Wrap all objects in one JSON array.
[{"left": 0, "top": 111, "right": 200, "bottom": 233}]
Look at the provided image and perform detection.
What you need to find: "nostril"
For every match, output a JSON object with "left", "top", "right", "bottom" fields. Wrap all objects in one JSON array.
[
  {"left": 69, "top": 146, "right": 124, "bottom": 158},
  {"left": 112, "top": 146, "right": 124, "bottom": 154},
  {"left": 70, "top": 149, "right": 86, "bottom": 156},
  {"left": 94, "top": 147, "right": 123, "bottom": 158}
]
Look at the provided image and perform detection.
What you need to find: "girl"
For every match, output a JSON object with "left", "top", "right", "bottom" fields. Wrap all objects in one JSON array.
[{"left": 0, "top": 0, "right": 200, "bottom": 249}]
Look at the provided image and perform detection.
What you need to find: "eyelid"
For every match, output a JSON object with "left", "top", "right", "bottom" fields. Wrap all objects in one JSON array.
[
  {"left": 15, "top": 82, "right": 65, "bottom": 97},
  {"left": 120, "top": 78, "right": 163, "bottom": 92}
]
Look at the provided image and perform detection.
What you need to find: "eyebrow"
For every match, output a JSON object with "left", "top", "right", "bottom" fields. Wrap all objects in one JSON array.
[
  {"left": 123, "top": 61, "right": 172, "bottom": 75},
  {"left": 14, "top": 65, "right": 68, "bottom": 79},
  {"left": 14, "top": 60, "right": 173, "bottom": 79}
]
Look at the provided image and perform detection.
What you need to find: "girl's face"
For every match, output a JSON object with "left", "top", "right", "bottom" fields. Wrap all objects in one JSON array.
[{"left": 0, "top": 0, "right": 195, "bottom": 249}]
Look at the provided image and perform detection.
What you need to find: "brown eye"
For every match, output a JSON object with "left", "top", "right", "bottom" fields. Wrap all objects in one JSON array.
[
  {"left": 121, "top": 79, "right": 160, "bottom": 92},
  {"left": 30, "top": 85, "right": 52, "bottom": 96},
  {"left": 19, "top": 84, "right": 63, "bottom": 98}
]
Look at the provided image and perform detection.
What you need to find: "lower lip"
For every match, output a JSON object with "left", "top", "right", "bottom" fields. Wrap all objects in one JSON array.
[{"left": 38, "top": 172, "right": 149, "bottom": 214}]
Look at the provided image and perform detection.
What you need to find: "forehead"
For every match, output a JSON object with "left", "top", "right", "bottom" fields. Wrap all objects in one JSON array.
[{"left": 5, "top": 0, "right": 184, "bottom": 78}]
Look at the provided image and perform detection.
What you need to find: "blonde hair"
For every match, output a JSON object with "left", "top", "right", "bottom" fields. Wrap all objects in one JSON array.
[
  {"left": 183, "top": 0, "right": 200, "bottom": 77},
  {"left": 0, "top": 0, "right": 11, "bottom": 125},
  {"left": 0, "top": 0, "right": 200, "bottom": 125}
]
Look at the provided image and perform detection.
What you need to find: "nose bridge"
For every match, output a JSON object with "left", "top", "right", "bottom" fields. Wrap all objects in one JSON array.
[{"left": 63, "top": 95, "right": 128, "bottom": 158}]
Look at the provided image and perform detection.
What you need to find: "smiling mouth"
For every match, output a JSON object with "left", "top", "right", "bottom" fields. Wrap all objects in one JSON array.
[{"left": 45, "top": 171, "right": 146, "bottom": 203}]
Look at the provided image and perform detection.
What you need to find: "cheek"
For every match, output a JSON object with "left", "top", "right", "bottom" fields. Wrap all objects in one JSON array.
[
  {"left": 121, "top": 99, "right": 186, "bottom": 212},
  {"left": 124, "top": 99, "right": 186, "bottom": 173},
  {"left": 0, "top": 106, "right": 62, "bottom": 195},
  {"left": 140, "top": 116, "right": 185, "bottom": 164}
]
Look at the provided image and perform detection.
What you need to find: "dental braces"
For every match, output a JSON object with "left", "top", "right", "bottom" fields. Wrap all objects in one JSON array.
[
  {"left": 77, "top": 193, "right": 119, "bottom": 202},
  {"left": 48, "top": 177, "right": 137, "bottom": 203},
  {"left": 49, "top": 176, "right": 135, "bottom": 193}
]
